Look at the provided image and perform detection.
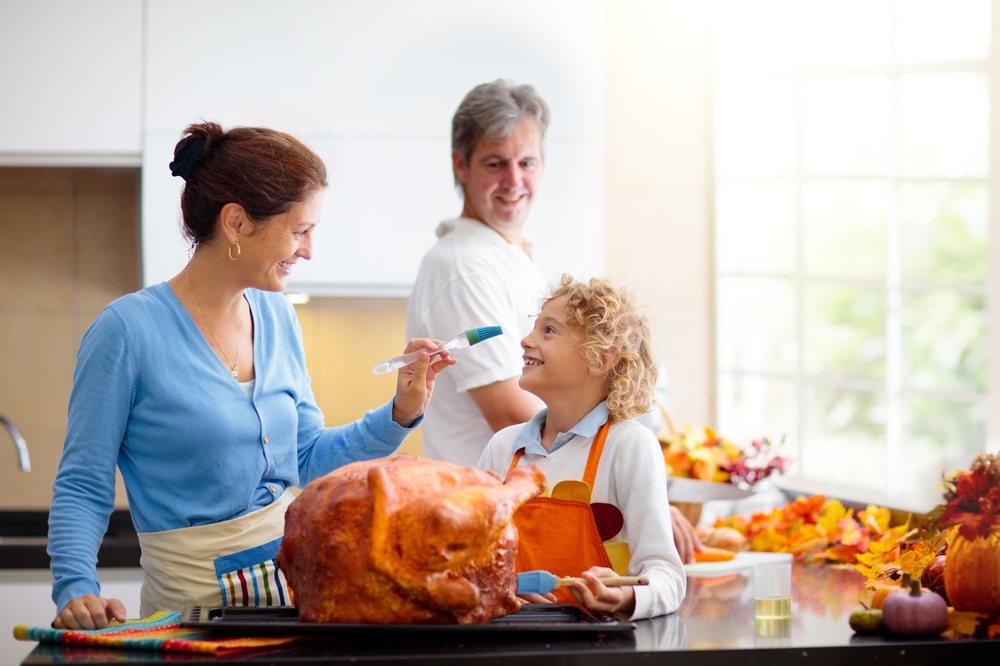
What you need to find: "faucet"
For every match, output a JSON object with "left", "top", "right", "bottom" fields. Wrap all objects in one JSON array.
[{"left": 0, "top": 415, "right": 31, "bottom": 472}]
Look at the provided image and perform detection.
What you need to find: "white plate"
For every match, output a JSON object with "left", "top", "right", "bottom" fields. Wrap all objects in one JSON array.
[
  {"left": 667, "top": 477, "right": 754, "bottom": 503},
  {"left": 683, "top": 551, "right": 792, "bottom": 577}
]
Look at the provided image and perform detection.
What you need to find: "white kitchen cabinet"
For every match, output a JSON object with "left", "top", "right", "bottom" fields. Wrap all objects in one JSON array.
[
  {"left": 0, "top": 0, "right": 142, "bottom": 162},
  {"left": 141, "top": 0, "right": 605, "bottom": 293}
]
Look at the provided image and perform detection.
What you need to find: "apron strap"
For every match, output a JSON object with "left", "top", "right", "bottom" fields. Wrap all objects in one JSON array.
[
  {"left": 582, "top": 419, "right": 611, "bottom": 489},
  {"left": 505, "top": 418, "right": 612, "bottom": 485},
  {"left": 506, "top": 448, "right": 526, "bottom": 477}
]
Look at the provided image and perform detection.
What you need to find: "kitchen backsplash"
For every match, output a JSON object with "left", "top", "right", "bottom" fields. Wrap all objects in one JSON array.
[{"left": 0, "top": 167, "right": 418, "bottom": 510}]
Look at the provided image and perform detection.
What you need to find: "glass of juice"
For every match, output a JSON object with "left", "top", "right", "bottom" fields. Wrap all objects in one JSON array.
[{"left": 753, "top": 558, "right": 792, "bottom": 620}]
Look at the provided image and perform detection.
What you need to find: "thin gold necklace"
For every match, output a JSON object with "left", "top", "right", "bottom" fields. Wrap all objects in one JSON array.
[{"left": 187, "top": 272, "right": 243, "bottom": 378}]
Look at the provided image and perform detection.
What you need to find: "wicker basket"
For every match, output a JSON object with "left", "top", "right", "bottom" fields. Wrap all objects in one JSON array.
[{"left": 672, "top": 501, "right": 703, "bottom": 526}]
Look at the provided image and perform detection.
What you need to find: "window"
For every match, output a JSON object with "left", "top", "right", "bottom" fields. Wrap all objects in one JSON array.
[{"left": 711, "top": 0, "right": 992, "bottom": 509}]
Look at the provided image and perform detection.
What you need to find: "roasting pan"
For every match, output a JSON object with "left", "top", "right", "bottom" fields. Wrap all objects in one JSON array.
[{"left": 181, "top": 604, "right": 635, "bottom": 636}]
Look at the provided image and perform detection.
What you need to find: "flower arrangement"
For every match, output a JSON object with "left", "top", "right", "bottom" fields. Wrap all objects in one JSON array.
[
  {"left": 659, "top": 424, "right": 789, "bottom": 488},
  {"left": 928, "top": 452, "right": 1000, "bottom": 540}
]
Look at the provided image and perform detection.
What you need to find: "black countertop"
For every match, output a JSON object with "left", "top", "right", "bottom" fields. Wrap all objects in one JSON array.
[
  {"left": 18, "top": 563, "right": 998, "bottom": 665},
  {"left": 0, "top": 510, "right": 139, "bottom": 569}
]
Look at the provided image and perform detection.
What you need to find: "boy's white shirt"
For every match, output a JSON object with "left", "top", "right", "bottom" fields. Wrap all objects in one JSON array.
[{"left": 477, "top": 406, "right": 687, "bottom": 620}]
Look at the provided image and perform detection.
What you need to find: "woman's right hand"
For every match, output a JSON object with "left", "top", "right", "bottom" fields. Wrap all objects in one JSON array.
[{"left": 54, "top": 594, "right": 126, "bottom": 629}]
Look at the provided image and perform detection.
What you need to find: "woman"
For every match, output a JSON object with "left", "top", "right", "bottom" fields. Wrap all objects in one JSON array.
[{"left": 47, "top": 122, "right": 454, "bottom": 629}]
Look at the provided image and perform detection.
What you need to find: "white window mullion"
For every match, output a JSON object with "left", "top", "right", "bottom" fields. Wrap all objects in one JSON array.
[
  {"left": 987, "top": 0, "right": 1000, "bottom": 454},
  {"left": 885, "top": 65, "right": 904, "bottom": 497}
]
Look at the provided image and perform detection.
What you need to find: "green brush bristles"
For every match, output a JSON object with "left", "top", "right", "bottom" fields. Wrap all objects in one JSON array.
[{"left": 466, "top": 325, "right": 502, "bottom": 345}]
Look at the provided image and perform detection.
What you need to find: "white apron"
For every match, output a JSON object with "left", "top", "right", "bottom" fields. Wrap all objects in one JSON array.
[{"left": 136, "top": 489, "right": 297, "bottom": 616}]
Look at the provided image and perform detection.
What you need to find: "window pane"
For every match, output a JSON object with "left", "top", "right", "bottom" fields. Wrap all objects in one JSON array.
[
  {"left": 716, "top": 81, "right": 797, "bottom": 177},
  {"left": 901, "top": 182, "right": 988, "bottom": 283},
  {"left": 802, "top": 0, "right": 890, "bottom": 69},
  {"left": 712, "top": 0, "right": 800, "bottom": 74},
  {"left": 803, "top": 284, "right": 885, "bottom": 381},
  {"left": 803, "top": 180, "right": 887, "bottom": 278},
  {"left": 902, "top": 396, "right": 986, "bottom": 499},
  {"left": 899, "top": 72, "right": 988, "bottom": 178},
  {"left": 903, "top": 290, "right": 986, "bottom": 393},
  {"left": 801, "top": 386, "right": 885, "bottom": 488},
  {"left": 716, "top": 181, "right": 796, "bottom": 274},
  {"left": 895, "top": 0, "right": 991, "bottom": 64},
  {"left": 717, "top": 373, "right": 797, "bottom": 451},
  {"left": 717, "top": 277, "right": 797, "bottom": 373},
  {"left": 803, "top": 76, "right": 891, "bottom": 176}
]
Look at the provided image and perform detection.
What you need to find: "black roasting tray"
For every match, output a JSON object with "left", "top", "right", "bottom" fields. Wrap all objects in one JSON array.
[{"left": 181, "top": 604, "right": 635, "bottom": 637}]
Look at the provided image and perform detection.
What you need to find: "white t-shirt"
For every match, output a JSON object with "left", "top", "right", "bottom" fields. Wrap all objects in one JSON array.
[
  {"left": 406, "top": 217, "right": 547, "bottom": 466},
  {"left": 478, "top": 417, "right": 688, "bottom": 620}
]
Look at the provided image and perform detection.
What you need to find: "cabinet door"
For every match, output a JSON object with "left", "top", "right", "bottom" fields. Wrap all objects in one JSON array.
[
  {"left": 141, "top": 0, "right": 604, "bottom": 292},
  {"left": 0, "top": 0, "right": 142, "bottom": 159}
]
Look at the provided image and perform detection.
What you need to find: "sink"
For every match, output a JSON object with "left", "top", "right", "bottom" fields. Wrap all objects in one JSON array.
[{"left": 0, "top": 510, "right": 140, "bottom": 569}]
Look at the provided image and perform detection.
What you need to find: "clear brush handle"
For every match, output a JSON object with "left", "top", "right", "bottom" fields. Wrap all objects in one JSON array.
[
  {"left": 371, "top": 326, "right": 502, "bottom": 375},
  {"left": 371, "top": 346, "right": 455, "bottom": 375}
]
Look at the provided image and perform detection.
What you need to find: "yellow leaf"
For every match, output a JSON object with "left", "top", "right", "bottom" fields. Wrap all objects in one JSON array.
[
  {"left": 947, "top": 610, "right": 986, "bottom": 639},
  {"left": 858, "top": 505, "right": 892, "bottom": 534},
  {"left": 898, "top": 538, "right": 937, "bottom": 580}
]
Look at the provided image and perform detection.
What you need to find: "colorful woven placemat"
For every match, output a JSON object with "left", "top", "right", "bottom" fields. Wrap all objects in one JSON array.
[{"left": 13, "top": 610, "right": 297, "bottom": 654}]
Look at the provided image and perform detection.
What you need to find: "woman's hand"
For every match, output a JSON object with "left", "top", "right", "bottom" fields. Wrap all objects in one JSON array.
[
  {"left": 670, "top": 504, "right": 703, "bottom": 564},
  {"left": 54, "top": 594, "right": 126, "bottom": 630},
  {"left": 391, "top": 338, "right": 456, "bottom": 426},
  {"left": 565, "top": 566, "right": 636, "bottom": 617}
]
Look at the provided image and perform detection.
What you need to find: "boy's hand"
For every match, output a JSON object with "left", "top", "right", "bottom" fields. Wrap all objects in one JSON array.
[{"left": 565, "top": 566, "right": 636, "bottom": 617}]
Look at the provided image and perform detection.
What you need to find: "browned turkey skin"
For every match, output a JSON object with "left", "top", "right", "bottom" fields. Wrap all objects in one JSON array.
[{"left": 277, "top": 453, "right": 545, "bottom": 624}]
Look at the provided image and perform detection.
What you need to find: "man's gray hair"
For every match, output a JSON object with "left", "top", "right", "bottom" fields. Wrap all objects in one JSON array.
[{"left": 451, "top": 80, "right": 550, "bottom": 186}]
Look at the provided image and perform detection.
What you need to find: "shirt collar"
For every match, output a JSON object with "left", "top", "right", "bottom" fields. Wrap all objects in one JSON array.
[
  {"left": 515, "top": 402, "right": 610, "bottom": 457},
  {"left": 436, "top": 217, "right": 534, "bottom": 251}
]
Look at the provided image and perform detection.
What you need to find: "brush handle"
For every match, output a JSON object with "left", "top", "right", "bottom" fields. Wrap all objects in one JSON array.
[{"left": 559, "top": 575, "right": 649, "bottom": 588}]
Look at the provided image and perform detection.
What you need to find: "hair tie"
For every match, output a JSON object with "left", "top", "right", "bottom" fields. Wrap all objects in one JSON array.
[{"left": 169, "top": 136, "right": 207, "bottom": 180}]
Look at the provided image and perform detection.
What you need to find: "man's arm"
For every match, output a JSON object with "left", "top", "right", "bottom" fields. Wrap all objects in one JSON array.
[{"left": 468, "top": 378, "right": 543, "bottom": 432}]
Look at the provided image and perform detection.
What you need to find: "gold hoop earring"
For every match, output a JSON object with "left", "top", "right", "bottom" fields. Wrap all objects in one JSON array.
[{"left": 228, "top": 242, "right": 241, "bottom": 261}]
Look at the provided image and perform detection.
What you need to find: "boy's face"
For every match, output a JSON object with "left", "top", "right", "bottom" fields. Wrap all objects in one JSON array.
[{"left": 519, "top": 296, "right": 601, "bottom": 400}]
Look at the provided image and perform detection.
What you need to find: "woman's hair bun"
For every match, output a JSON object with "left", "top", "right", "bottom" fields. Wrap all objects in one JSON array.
[{"left": 169, "top": 135, "right": 207, "bottom": 180}]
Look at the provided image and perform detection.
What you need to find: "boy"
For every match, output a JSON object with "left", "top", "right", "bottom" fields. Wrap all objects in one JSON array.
[{"left": 478, "top": 275, "right": 686, "bottom": 620}]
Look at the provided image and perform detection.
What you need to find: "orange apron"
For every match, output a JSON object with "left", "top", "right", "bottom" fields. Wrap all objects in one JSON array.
[{"left": 506, "top": 420, "right": 616, "bottom": 603}]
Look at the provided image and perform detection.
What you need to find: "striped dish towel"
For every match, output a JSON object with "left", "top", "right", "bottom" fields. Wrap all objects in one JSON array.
[{"left": 13, "top": 611, "right": 297, "bottom": 654}]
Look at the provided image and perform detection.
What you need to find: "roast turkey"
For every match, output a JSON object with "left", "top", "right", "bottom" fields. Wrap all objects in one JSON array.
[{"left": 277, "top": 453, "right": 545, "bottom": 624}]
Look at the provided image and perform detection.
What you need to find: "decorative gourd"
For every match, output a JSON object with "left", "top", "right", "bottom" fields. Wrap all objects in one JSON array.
[
  {"left": 848, "top": 608, "right": 883, "bottom": 634},
  {"left": 944, "top": 529, "right": 1000, "bottom": 614},
  {"left": 871, "top": 572, "right": 910, "bottom": 610},
  {"left": 920, "top": 554, "right": 948, "bottom": 605},
  {"left": 881, "top": 580, "right": 948, "bottom": 637}
]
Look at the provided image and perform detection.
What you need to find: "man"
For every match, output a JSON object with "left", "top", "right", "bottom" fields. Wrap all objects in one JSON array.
[
  {"left": 406, "top": 80, "right": 548, "bottom": 467},
  {"left": 406, "top": 80, "right": 703, "bottom": 563}
]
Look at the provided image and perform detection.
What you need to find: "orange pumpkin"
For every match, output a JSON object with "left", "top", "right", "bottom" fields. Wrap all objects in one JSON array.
[
  {"left": 944, "top": 529, "right": 1000, "bottom": 614},
  {"left": 870, "top": 584, "right": 894, "bottom": 610}
]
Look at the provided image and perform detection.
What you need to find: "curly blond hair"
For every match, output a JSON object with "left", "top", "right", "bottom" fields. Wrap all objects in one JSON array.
[{"left": 544, "top": 274, "right": 657, "bottom": 421}]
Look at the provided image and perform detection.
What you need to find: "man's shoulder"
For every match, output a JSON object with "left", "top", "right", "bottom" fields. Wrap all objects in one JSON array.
[{"left": 415, "top": 233, "right": 514, "bottom": 287}]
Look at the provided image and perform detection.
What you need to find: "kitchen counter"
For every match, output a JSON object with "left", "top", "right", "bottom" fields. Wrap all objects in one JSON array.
[{"left": 19, "top": 563, "right": 998, "bottom": 665}]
